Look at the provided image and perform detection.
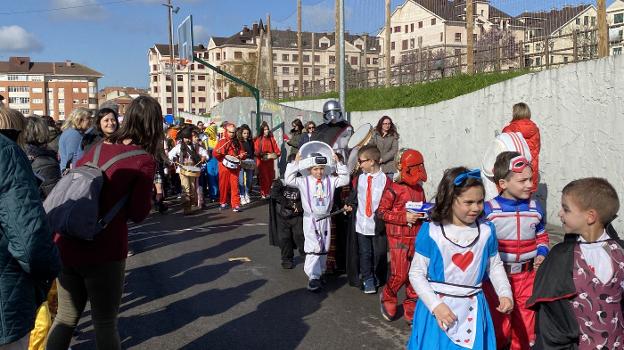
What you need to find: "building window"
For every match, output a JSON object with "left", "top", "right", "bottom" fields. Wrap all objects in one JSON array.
[
  {"left": 391, "top": 56, "right": 395, "bottom": 65},
  {"left": 402, "top": 40, "right": 408, "bottom": 50},
  {"left": 223, "top": 52, "right": 226, "bottom": 60},
  {"left": 32, "top": 98, "right": 43, "bottom": 104},
  {"left": 454, "top": 49, "right": 462, "bottom": 55},
  {"left": 303, "top": 55, "right": 310, "bottom": 62},
  {"left": 314, "top": 55, "right": 320, "bottom": 62},
  {"left": 73, "top": 88, "right": 79, "bottom": 93},
  {"left": 391, "top": 42, "right": 395, "bottom": 50},
  {"left": 282, "top": 67, "right": 289, "bottom": 74},
  {"left": 320, "top": 42, "right": 328, "bottom": 49},
  {"left": 615, "top": 13, "right": 624, "bottom": 24},
  {"left": 153, "top": 75, "right": 158, "bottom": 82},
  {"left": 404, "top": 25, "right": 408, "bottom": 33},
  {"left": 32, "top": 88, "right": 42, "bottom": 93},
  {"left": 418, "top": 21, "right": 423, "bottom": 29},
  {"left": 9, "top": 97, "right": 30, "bottom": 104},
  {"left": 248, "top": 52, "right": 256, "bottom": 60},
  {"left": 410, "top": 38, "right": 415, "bottom": 49},
  {"left": 431, "top": 18, "right": 436, "bottom": 26},
  {"left": 613, "top": 47, "right": 622, "bottom": 55},
  {"left": 216, "top": 53, "right": 221, "bottom": 60},
  {"left": 394, "top": 26, "right": 400, "bottom": 32},
  {"left": 329, "top": 68, "right": 335, "bottom": 75},
  {"left": 372, "top": 58, "right": 379, "bottom": 64},
  {"left": 350, "top": 56, "right": 358, "bottom": 65},
  {"left": 178, "top": 86, "right": 183, "bottom": 92},
  {"left": 294, "top": 67, "right": 299, "bottom": 74},
  {"left": 292, "top": 54, "right": 298, "bottom": 61},
  {"left": 584, "top": 16, "right": 589, "bottom": 26},
  {"left": 199, "top": 97, "right": 206, "bottom": 102},
  {"left": 455, "top": 33, "right": 462, "bottom": 42},
  {"left": 282, "top": 54, "right": 289, "bottom": 61},
  {"left": 410, "top": 23, "right": 414, "bottom": 32},
  {"left": 576, "top": 18, "right": 581, "bottom": 25},
  {"left": 178, "top": 97, "right": 184, "bottom": 103},
  {"left": 314, "top": 68, "right": 321, "bottom": 75},
  {"left": 329, "top": 55, "right": 336, "bottom": 64},
  {"left": 536, "top": 57, "right": 542, "bottom": 65},
  {"left": 564, "top": 56, "right": 569, "bottom": 63},
  {"left": 234, "top": 51, "right": 243, "bottom": 59},
  {"left": 304, "top": 67, "right": 309, "bottom": 75},
  {"left": 153, "top": 86, "right": 158, "bottom": 93},
  {"left": 282, "top": 79, "right": 289, "bottom": 87},
  {"left": 591, "top": 16, "right": 596, "bottom": 26},
  {"left": 166, "top": 86, "right": 171, "bottom": 92},
  {"left": 81, "top": 88, "right": 87, "bottom": 93},
  {"left": 440, "top": 33, "right": 443, "bottom": 42},
  {"left": 366, "top": 57, "right": 371, "bottom": 64},
  {"left": 198, "top": 75, "right": 205, "bottom": 80},
  {"left": 198, "top": 86, "right": 206, "bottom": 91}
]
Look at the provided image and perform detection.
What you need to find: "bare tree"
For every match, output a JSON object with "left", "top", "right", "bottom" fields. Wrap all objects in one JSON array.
[{"left": 474, "top": 27, "right": 518, "bottom": 72}]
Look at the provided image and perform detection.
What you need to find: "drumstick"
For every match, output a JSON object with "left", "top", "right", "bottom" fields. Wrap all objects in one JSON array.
[{"left": 215, "top": 139, "right": 232, "bottom": 154}]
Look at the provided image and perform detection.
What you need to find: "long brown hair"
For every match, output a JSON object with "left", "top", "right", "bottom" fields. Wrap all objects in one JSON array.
[
  {"left": 430, "top": 167, "right": 485, "bottom": 223},
  {"left": 108, "top": 96, "right": 164, "bottom": 157},
  {"left": 258, "top": 121, "right": 273, "bottom": 138},
  {"left": 375, "top": 115, "right": 398, "bottom": 137},
  {"left": 237, "top": 124, "right": 253, "bottom": 142}
]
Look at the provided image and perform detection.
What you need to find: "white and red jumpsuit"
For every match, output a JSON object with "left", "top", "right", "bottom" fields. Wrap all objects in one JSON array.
[
  {"left": 213, "top": 135, "right": 246, "bottom": 208},
  {"left": 376, "top": 181, "right": 425, "bottom": 322},
  {"left": 483, "top": 196, "right": 549, "bottom": 350}
]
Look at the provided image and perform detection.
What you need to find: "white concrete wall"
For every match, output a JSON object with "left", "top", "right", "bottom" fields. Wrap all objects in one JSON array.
[
  {"left": 281, "top": 98, "right": 334, "bottom": 113},
  {"left": 286, "top": 56, "right": 624, "bottom": 232}
]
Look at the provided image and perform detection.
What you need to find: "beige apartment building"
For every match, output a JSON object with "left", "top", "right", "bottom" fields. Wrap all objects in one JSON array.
[
  {"left": 0, "top": 56, "right": 101, "bottom": 120},
  {"left": 378, "top": 0, "right": 524, "bottom": 67},
  {"left": 149, "top": 22, "right": 381, "bottom": 114},
  {"left": 608, "top": 0, "right": 624, "bottom": 55}
]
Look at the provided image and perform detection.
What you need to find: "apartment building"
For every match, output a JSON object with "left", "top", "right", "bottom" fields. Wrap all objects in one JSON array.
[
  {"left": 98, "top": 86, "right": 149, "bottom": 115},
  {"left": 147, "top": 44, "right": 212, "bottom": 115},
  {"left": 608, "top": 0, "right": 624, "bottom": 55},
  {"left": 378, "top": 0, "right": 524, "bottom": 65},
  {"left": 206, "top": 22, "right": 381, "bottom": 107},
  {"left": 0, "top": 56, "right": 102, "bottom": 120}
]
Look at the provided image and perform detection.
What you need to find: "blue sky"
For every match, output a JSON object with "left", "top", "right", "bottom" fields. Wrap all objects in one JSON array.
[{"left": 0, "top": 0, "right": 604, "bottom": 89}]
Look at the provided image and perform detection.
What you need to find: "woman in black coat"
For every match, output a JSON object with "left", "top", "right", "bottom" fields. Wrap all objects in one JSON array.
[{"left": 23, "top": 116, "right": 62, "bottom": 198}]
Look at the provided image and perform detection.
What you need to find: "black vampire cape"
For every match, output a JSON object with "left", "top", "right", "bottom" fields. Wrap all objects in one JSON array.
[
  {"left": 344, "top": 173, "right": 392, "bottom": 287},
  {"left": 526, "top": 224, "right": 624, "bottom": 350}
]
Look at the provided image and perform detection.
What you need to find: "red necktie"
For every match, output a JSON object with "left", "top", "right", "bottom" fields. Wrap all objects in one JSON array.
[{"left": 365, "top": 175, "right": 373, "bottom": 217}]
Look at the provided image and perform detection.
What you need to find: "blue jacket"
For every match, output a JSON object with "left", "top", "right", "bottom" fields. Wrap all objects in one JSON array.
[
  {"left": 58, "top": 127, "right": 84, "bottom": 170},
  {"left": 0, "top": 133, "right": 60, "bottom": 344}
]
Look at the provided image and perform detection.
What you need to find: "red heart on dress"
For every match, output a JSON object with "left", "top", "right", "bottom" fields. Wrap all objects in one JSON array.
[
  {"left": 467, "top": 317, "right": 473, "bottom": 322},
  {"left": 452, "top": 251, "right": 474, "bottom": 271},
  {"left": 464, "top": 339, "right": 470, "bottom": 343}
]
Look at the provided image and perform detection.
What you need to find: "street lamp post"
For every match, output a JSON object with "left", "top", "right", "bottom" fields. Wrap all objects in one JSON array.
[{"left": 163, "top": 0, "right": 179, "bottom": 117}]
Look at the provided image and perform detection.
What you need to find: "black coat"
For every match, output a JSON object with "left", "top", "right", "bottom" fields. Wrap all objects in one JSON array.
[
  {"left": 24, "top": 144, "right": 62, "bottom": 199},
  {"left": 527, "top": 225, "right": 624, "bottom": 350}
]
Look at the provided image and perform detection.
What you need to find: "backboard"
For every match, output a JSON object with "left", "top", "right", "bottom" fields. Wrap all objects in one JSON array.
[{"left": 177, "top": 15, "right": 194, "bottom": 64}]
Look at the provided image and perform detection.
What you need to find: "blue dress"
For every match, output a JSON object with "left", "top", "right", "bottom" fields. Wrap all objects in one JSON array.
[{"left": 407, "top": 221, "right": 499, "bottom": 350}]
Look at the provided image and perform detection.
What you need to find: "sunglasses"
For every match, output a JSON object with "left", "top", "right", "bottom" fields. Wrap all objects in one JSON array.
[
  {"left": 509, "top": 156, "right": 530, "bottom": 173},
  {"left": 357, "top": 158, "right": 370, "bottom": 164}
]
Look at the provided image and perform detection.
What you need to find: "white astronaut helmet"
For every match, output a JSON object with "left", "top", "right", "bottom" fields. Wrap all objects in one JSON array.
[{"left": 322, "top": 100, "right": 344, "bottom": 124}]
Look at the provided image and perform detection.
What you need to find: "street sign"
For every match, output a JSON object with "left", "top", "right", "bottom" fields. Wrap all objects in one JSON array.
[{"left": 177, "top": 15, "right": 194, "bottom": 64}]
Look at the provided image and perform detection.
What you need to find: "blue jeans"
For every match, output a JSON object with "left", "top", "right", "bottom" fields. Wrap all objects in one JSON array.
[
  {"left": 357, "top": 232, "right": 388, "bottom": 285},
  {"left": 238, "top": 169, "right": 254, "bottom": 197}
]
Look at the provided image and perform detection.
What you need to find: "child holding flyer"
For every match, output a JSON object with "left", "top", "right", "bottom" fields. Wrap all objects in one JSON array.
[{"left": 408, "top": 167, "right": 513, "bottom": 350}]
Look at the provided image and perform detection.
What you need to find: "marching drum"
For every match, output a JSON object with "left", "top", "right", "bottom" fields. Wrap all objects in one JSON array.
[
  {"left": 346, "top": 123, "right": 374, "bottom": 174},
  {"left": 222, "top": 155, "right": 241, "bottom": 169},
  {"left": 179, "top": 165, "right": 202, "bottom": 177}
]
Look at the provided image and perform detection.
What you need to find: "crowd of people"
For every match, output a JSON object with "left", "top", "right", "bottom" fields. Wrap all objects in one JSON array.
[
  {"left": 0, "top": 95, "right": 621, "bottom": 350},
  {"left": 268, "top": 101, "right": 623, "bottom": 350}
]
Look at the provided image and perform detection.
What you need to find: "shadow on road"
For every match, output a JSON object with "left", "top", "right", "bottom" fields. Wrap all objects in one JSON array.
[{"left": 181, "top": 276, "right": 348, "bottom": 350}]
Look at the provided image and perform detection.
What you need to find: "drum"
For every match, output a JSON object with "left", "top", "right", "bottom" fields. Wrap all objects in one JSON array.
[
  {"left": 241, "top": 159, "right": 256, "bottom": 170},
  {"left": 347, "top": 123, "right": 373, "bottom": 149},
  {"left": 347, "top": 147, "right": 360, "bottom": 175},
  {"left": 180, "top": 165, "right": 201, "bottom": 177},
  {"left": 222, "top": 155, "right": 241, "bottom": 169}
]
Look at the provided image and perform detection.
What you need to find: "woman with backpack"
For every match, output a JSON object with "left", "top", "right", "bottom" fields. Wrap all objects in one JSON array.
[{"left": 47, "top": 96, "right": 163, "bottom": 350}]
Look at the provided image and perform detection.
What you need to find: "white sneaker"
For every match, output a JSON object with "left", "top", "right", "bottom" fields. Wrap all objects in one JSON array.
[
  {"left": 245, "top": 194, "right": 251, "bottom": 204},
  {"left": 240, "top": 195, "right": 246, "bottom": 205}
]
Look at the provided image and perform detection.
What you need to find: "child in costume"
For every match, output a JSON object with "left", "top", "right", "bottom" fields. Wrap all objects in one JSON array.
[
  {"left": 377, "top": 149, "right": 427, "bottom": 324},
  {"left": 284, "top": 145, "right": 349, "bottom": 292},
  {"left": 527, "top": 178, "right": 623, "bottom": 350},
  {"left": 213, "top": 123, "right": 246, "bottom": 212},
  {"left": 482, "top": 151, "right": 549, "bottom": 350},
  {"left": 270, "top": 155, "right": 305, "bottom": 270},
  {"left": 204, "top": 123, "right": 219, "bottom": 202},
  {"left": 344, "top": 145, "right": 392, "bottom": 294},
  {"left": 168, "top": 127, "right": 208, "bottom": 215},
  {"left": 408, "top": 167, "right": 513, "bottom": 350},
  {"left": 502, "top": 103, "right": 541, "bottom": 192}
]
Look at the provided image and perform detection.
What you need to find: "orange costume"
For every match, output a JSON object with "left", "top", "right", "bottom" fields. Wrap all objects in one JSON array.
[
  {"left": 254, "top": 135, "right": 281, "bottom": 197},
  {"left": 502, "top": 119, "right": 541, "bottom": 191},
  {"left": 213, "top": 127, "right": 246, "bottom": 208}
]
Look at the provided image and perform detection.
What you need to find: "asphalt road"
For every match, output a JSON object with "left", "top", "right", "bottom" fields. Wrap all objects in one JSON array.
[{"left": 70, "top": 199, "right": 412, "bottom": 349}]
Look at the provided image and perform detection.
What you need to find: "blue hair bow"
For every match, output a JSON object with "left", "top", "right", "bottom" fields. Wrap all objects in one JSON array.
[{"left": 453, "top": 169, "right": 482, "bottom": 186}]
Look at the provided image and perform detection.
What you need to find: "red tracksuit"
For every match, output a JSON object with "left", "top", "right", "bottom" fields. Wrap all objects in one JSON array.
[
  {"left": 502, "top": 119, "right": 541, "bottom": 191},
  {"left": 254, "top": 135, "right": 280, "bottom": 197},
  {"left": 376, "top": 181, "right": 425, "bottom": 322},
  {"left": 213, "top": 136, "right": 245, "bottom": 207}
]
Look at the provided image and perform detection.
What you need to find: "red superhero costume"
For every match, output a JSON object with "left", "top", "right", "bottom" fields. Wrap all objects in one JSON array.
[
  {"left": 254, "top": 134, "right": 280, "bottom": 197},
  {"left": 377, "top": 149, "right": 427, "bottom": 323},
  {"left": 213, "top": 125, "right": 246, "bottom": 208},
  {"left": 502, "top": 119, "right": 540, "bottom": 191}
]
